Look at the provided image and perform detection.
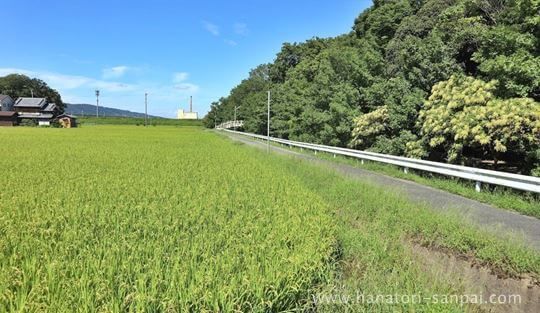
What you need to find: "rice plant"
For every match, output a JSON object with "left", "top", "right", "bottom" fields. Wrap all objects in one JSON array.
[{"left": 0, "top": 126, "right": 335, "bottom": 312}]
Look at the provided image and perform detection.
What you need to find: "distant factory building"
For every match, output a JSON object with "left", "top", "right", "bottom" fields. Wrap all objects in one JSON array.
[
  {"left": 177, "top": 109, "right": 198, "bottom": 120},
  {"left": 177, "top": 96, "right": 198, "bottom": 120}
]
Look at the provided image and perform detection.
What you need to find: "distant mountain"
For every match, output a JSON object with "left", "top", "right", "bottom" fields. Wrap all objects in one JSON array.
[{"left": 65, "top": 104, "right": 161, "bottom": 118}]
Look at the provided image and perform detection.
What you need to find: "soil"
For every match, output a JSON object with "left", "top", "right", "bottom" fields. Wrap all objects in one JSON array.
[{"left": 409, "top": 242, "right": 540, "bottom": 313}]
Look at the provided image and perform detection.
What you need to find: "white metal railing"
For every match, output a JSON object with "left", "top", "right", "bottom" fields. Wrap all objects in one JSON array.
[
  {"left": 222, "top": 129, "right": 540, "bottom": 194},
  {"left": 217, "top": 120, "right": 244, "bottom": 129}
]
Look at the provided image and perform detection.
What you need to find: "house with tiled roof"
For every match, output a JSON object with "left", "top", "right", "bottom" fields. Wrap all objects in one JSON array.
[{"left": 13, "top": 97, "right": 59, "bottom": 126}]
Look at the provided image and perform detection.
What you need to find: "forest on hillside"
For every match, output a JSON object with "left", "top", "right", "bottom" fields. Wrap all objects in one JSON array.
[{"left": 203, "top": 0, "right": 540, "bottom": 175}]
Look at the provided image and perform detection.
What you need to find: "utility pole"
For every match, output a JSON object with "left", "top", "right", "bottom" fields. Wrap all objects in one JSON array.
[
  {"left": 234, "top": 105, "right": 240, "bottom": 131},
  {"left": 24, "top": 86, "right": 34, "bottom": 98},
  {"left": 267, "top": 90, "right": 271, "bottom": 153},
  {"left": 144, "top": 92, "right": 148, "bottom": 127},
  {"left": 95, "top": 90, "right": 100, "bottom": 118}
]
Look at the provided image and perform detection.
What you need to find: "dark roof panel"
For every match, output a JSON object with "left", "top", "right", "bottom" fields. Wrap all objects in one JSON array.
[
  {"left": 14, "top": 97, "right": 47, "bottom": 108},
  {"left": 57, "top": 113, "right": 77, "bottom": 118},
  {"left": 43, "top": 103, "right": 57, "bottom": 112}
]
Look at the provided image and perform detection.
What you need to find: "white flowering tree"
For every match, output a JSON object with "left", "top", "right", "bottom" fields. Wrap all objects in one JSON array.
[{"left": 409, "top": 75, "right": 540, "bottom": 172}]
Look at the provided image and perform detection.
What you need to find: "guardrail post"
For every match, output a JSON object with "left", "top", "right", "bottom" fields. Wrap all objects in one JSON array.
[
  {"left": 475, "top": 181, "right": 482, "bottom": 192},
  {"left": 404, "top": 167, "right": 409, "bottom": 174}
]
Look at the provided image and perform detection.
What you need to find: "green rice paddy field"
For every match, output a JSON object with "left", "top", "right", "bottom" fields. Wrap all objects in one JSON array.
[{"left": 0, "top": 126, "right": 538, "bottom": 312}]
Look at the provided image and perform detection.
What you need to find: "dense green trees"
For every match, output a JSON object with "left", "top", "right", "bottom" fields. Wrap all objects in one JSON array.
[
  {"left": 204, "top": 0, "right": 540, "bottom": 174},
  {"left": 203, "top": 65, "right": 271, "bottom": 133},
  {"left": 0, "top": 74, "right": 64, "bottom": 112}
]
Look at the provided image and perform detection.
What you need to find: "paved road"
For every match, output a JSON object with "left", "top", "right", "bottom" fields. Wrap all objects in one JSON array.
[{"left": 223, "top": 132, "right": 540, "bottom": 251}]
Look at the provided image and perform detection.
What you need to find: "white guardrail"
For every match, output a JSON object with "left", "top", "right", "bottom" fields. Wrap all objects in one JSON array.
[
  {"left": 222, "top": 129, "right": 540, "bottom": 194},
  {"left": 217, "top": 121, "right": 244, "bottom": 129}
]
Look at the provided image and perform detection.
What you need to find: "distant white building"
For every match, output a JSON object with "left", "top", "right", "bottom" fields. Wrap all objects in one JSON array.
[{"left": 177, "top": 109, "right": 198, "bottom": 120}]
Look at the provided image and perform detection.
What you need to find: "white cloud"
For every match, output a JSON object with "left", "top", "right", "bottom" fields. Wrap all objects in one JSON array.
[
  {"left": 203, "top": 21, "right": 220, "bottom": 36},
  {"left": 102, "top": 65, "right": 130, "bottom": 79},
  {"left": 173, "top": 83, "right": 199, "bottom": 93},
  {"left": 60, "top": 93, "right": 85, "bottom": 104},
  {"left": 0, "top": 67, "right": 135, "bottom": 93},
  {"left": 173, "top": 72, "right": 189, "bottom": 83},
  {"left": 224, "top": 39, "right": 238, "bottom": 46},
  {"left": 171, "top": 72, "right": 198, "bottom": 93},
  {"left": 234, "top": 23, "right": 248, "bottom": 36}
]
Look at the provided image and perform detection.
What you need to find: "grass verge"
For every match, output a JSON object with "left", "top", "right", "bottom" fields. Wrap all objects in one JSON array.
[
  {"left": 245, "top": 142, "right": 540, "bottom": 312},
  {"left": 267, "top": 139, "right": 540, "bottom": 219}
]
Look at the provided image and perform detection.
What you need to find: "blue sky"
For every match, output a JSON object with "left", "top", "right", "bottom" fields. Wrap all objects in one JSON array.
[{"left": 1, "top": 0, "right": 371, "bottom": 117}]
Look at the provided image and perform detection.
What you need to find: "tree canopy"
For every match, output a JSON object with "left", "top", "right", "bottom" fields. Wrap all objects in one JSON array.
[
  {"left": 0, "top": 74, "right": 64, "bottom": 112},
  {"left": 204, "top": 0, "right": 540, "bottom": 175}
]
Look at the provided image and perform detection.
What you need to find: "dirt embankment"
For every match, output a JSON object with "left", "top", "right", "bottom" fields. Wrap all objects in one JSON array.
[{"left": 409, "top": 243, "right": 540, "bottom": 313}]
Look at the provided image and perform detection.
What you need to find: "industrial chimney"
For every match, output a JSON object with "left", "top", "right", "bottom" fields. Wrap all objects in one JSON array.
[{"left": 177, "top": 96, "right": 198, "bottom": 120}]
